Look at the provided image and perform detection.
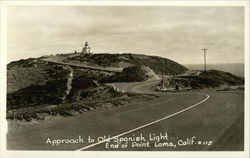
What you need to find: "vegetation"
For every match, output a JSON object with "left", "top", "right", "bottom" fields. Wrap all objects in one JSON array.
[
  {"left": 7, "top": 53, "right": 243, "bottom": 121},
  {"left": 7, "top": 56, "right": 159, "bottom": 121},
  {"left": 101, "top": 66, "right": 157, "bottom": 83},
  {"left": 7, "top": 86, "right": 158, "bottom": 121},
  {"left": 168, "top": 70, "right": 244, "bottom": 89},
  {"left": 68, "top": 53, "right": 188, "bottom": 75}
]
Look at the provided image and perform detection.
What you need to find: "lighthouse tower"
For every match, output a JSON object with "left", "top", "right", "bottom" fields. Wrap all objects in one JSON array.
[{"left": 81, "top": 41, "right": 91, "bottom": 54}]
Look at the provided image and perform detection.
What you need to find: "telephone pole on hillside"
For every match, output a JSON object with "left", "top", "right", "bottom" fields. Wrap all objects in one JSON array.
[
  {"left": 202, "top": 48, "right": 208, "bottom": 71},
  {"left": 158, "top": 59, "right": 166, "bottom": 91},
  {"left": 162, "top": 60, "right": 164, "bottom": 83}
]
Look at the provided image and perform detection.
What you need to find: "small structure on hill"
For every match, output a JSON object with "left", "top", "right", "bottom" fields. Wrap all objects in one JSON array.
[{"left": 81, "top": 41, "right": 91, "bottom": 54}]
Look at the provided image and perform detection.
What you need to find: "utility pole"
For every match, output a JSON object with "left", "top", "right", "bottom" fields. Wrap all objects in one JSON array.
[
  {"left": 202, "top": 49, "right": 208, "bottom": 71},
  {"left": 162, "top": 60, "right": 164, "bottom": 83}
]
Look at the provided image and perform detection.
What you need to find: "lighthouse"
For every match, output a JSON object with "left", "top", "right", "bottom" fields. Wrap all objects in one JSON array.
[{"left": 81, "top": 41, "right": 91, "bottom": 54}]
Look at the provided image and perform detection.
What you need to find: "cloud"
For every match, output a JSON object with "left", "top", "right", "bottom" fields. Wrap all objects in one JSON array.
[{"left": 7, "top": 6, "right": 244, "bottom": 64}]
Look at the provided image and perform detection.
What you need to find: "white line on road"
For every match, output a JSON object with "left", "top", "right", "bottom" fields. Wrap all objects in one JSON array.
[{"left": 75, "top": 93, "right": 210, "bottom": 151}]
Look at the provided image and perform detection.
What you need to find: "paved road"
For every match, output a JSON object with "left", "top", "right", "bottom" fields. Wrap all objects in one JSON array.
[
  {"left": 108, "top": 79, "right": 161, "bottom": 93},
  {"left": 7, "top": 79, "right": 244, "bottom": 151}
]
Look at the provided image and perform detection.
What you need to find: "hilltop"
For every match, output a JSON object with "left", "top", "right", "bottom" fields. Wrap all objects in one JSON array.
[{"left": 45, "top": 53, "right": 188, "bottom": 75}]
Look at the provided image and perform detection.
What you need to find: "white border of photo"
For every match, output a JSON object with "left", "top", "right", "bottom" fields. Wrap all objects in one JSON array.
[{"left": 0, "top": 1, "right": 249, "bottom": 158}]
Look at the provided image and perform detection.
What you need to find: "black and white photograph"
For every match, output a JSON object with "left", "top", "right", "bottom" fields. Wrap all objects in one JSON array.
[{"left": 0, "top": 1, "right": 249, "bottom": 158}]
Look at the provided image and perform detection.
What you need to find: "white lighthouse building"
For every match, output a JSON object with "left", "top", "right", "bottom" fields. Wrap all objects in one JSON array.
[{"left": 81, "top": 41, "right": 91, "bottom": 54}]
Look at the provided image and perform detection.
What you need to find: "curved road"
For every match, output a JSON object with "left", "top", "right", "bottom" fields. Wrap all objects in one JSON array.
[{"left": 7, "top": 79, "right": 244, "bottom": 151}]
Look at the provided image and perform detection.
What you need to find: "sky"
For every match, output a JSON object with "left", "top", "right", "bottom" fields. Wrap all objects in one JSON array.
[{"left": 7, "top": 5, "right": 244, "bottom": 64}]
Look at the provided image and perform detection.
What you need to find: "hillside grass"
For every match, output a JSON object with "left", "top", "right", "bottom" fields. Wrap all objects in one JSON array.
[
  {"left": 67, "top": 53, "right": 188, "bottom": 75},
  {"left": 168, "top": 70, "right": 244, "bottom": 89},
  {"left": 7, "top": 87, "right": 158, "bottom": 121}
]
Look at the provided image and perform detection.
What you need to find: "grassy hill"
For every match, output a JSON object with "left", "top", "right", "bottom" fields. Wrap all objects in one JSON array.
[
  {"left": 7, "top": 54, "right": 164, "bottom": 121},
  {"left": 7, "top": 58, "right": 50, "bottom": 94},
  {"left": 63, "top": 53, "right": 188, "bottom": 75},
  {"left": 101, "top": 66, "right": 159, "bottom": 83},
  {"left": 167, "top": 70, "right": 244, "bottom": 89},
  {"left": 7, "top": 53, "right": 244, "bottom": 121}
]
